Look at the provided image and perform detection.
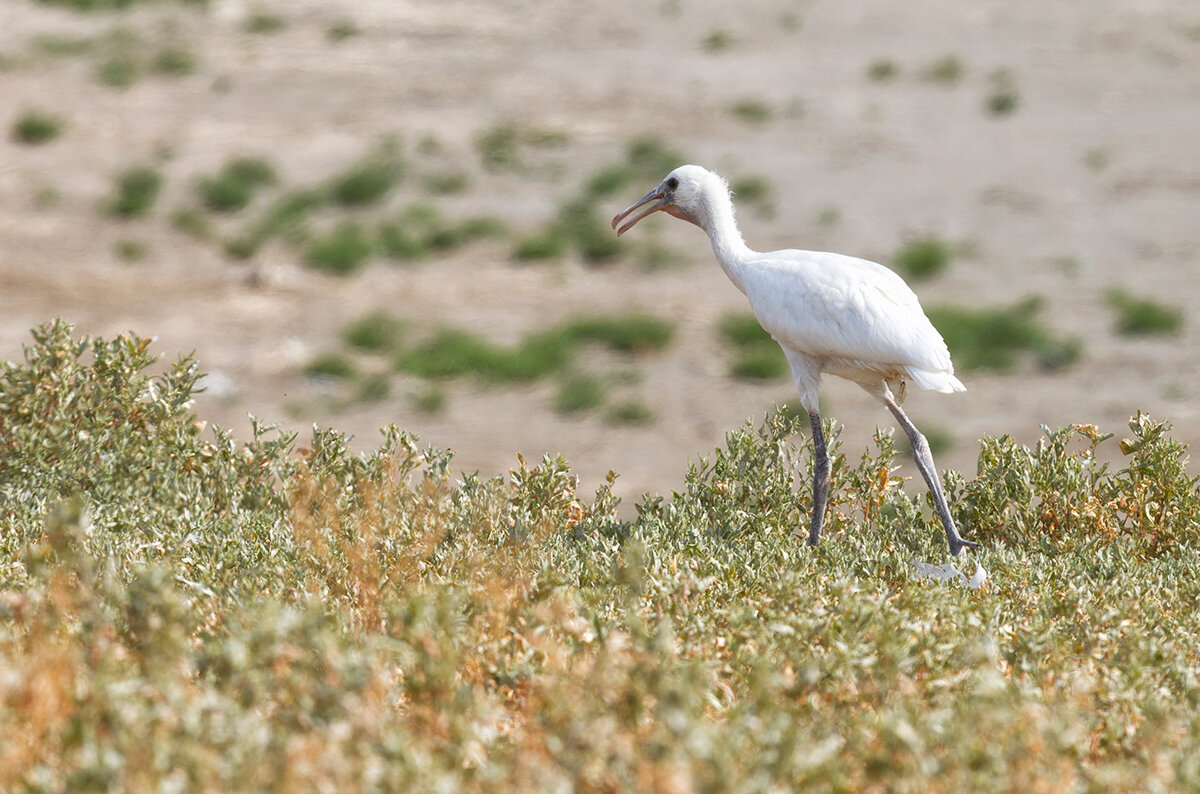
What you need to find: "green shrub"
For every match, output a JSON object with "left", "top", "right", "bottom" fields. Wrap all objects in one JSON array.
[
  {"left": 244, "top": 11, "right": 285, "bottom": 34},
  {"left": 394, "top": 313, "right": 675, "bottom": 383},
  {"left": 152, "top": 45, "right": 197, "bottom": 76},
  {"left": 927, "top": 297, "right": 1079, "bottom": 371},
  {"left": 197, "top": 156, "right": 278, "bottom": 212},
  {"left": 893, "top": 236, "right": 952, "bottom": 280},
  {"left": 730, "top": 99, "right": 772, "bottom": 124},
  {"left": 97, "top": 53, "right": 139, "bottom": 88},
  {"left": 329, "top": 153, "right": 401, "bottom": 207},
  {"left": 607, "top": 400, "right": 656, "bottom": 426},
  {"left": 1106, "top": 288, "right": 1184, "bottom": 336},
  {"left": 512, "top": 228, "right": 568, "bottom": 261},
  {"left": 304, "top": 222, "right": 374, "bottom": 275},
  {"left": 11, "top": 109, "right": 65, "bottom": 144},
  {"left": 554, "top": 374, "right": 606, "bottom": 414},
  {"left": 3, "top": 322, "right": 1200, "bottom": 791},
  {"left": 924, "top": 55, "right": 963, "bottom": 82},
  {"left": 113, "top": 239, "right": 147, "bottom": 261},
  {"left": 867, "top": 59, "right": 898, "bottom": 80},
  {"left": 719, "top": 311, "right": 787, "bottom": 380},
  {"left": 701, "top": 30, "right": 733, "bottom": 52},
  {"left": 342, "top": 311, "right": 407, "bottom": 352},
  {"left": 326, "top": 20, "right": 359, "bottom": 42},
  {"left": 170, "top": 207, "right": 213, "bottom": 239},
  {"left": 986, "top": 69, "right": 1019, "bottom": 116},
  {"left": 304, "top": 352, "right": 356, "bottom": 379},
  {"left": 106, "top": 165, "right": 163, "bottom": 217}
]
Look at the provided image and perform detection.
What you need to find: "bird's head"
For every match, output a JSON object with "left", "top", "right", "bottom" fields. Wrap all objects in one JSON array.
[{"left": 611, "top": 164, "right": 726, "bottom": 236}]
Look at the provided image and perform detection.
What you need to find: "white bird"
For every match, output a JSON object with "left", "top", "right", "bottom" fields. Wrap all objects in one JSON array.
[{"left": 611, "top": 165, "right": 979, "bottom": 556}]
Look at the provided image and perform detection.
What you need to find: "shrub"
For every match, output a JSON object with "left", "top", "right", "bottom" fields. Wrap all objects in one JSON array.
[
  {"left": 152, "top": 45, "right": 197, "bottom": 76},
  {"left": 1106, "top": 288, "right": 1184, "bottom": 336},
  {"left": 197, "top": 156, "right": 278, "bottom": 212},
  {"left": 342, "top": 311, "right": 407, "bottom": 352},
  {"left": 3, "top": 322, "right": 1200, "bottom": 790},
  {"left": 554, "top": 374, "right": 606, "bottom": 414},
  {"left": 244, "top": 11, "right": 285, "bottom": 34},
  {"left": 606, "top": 400, "right": 656, "bottom": 426},
  {"left": 11, "top": 109, "right": 65, "bottom": 144},
  {"left": 304, "top": 222, "right": 374, "bottom": 275},
  {"left": 927, "top": 297, "right": 1079, "bottom": 371},
  {"left": 304, "top": 352, "right": 356, "bottom": 379},
  {"left": 924, "top": 55, "right": 963, "bottom": 82},
  {"left": 893, "top": 236, "right": 953, "bottom": 280},
  {"left": 867, "top": 59, "right": 898, "bottom": 80},
  {"left": 719, "top": 311, "right": 788, "bottom": 380},
  {"left": 730, "top": 99, "right": 772, "bottom": 124},
  {"left": 329, "top": 152, "right": 402, "bottom": 207},
  {"left": 106, "top": 165, "right": 163, "bottom": 217},
  {"left": 97, "top": 53, "right": 139, "bottom": 88}
]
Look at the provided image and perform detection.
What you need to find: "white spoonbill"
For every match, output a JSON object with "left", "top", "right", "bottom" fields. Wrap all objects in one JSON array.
[{"left": 612, "top": 165, "right": 979, "bottom": 556}]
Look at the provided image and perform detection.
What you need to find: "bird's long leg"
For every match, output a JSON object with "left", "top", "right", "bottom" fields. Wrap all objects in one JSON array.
[
  {"left": 808, "top": 411, "right": 833, "bottom": 546},
  {"left": 883, "top": 395, "right": 981, "bottom": 556}
]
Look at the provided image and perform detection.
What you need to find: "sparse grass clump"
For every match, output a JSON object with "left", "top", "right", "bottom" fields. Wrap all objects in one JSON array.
[
  {"left": 924, "top": 55, "right": 963, "bottom": 82},
  {"left": 719, "top": 311, "right": 788, "bottom": 380},
  {"left": 329, "top": 151, "right": 402, "bottom": 207},
  {"left": 304, "top": 222, "right": 374, "bottom": 275},
  {"left": 554, "top": 374, "right": 606, "bottom": 414},
  {"left": 342, "top": 311, "right": 407, "bottom": 352},
  {"left": 11, "top": 109, "right": 65, "bottom": 144},
  {"left": 730, "top": 99, "right": 772, "bottom": 124},
  {"left": 986, "top": 69, "right": 1020, "bottom": 116},
  {"left": 197, "top": 156, "right": 278, "bottom": 212},
  {"left": 893, "top": 235, "right": 953, "bottom": 280},
  {"left": 97, "top": 52, "right": 139, "bottom": 88},
  {"left": 394, "top": 313, "right": 675, "bottom": 383},
  {"left": 304, "top": 351, "right": 356, "bottom": 379},
  {"left": 113, "top": 239, "right": 147, "bottom": 261},
  {"left": 244, "top": 10, "right": 286, "bottom": 34},
  {"left": 1106, "top": 288, "right": 1184, "bottom": 336},
  {"left": 927, "top": 297, "right": 1080, "bottom": 371},
  {"left": 606, "top": 399, "right": 656, "bottom": 425},
  {"left": 3, "top": 322, "right": 1200, "bottom": 790},
  {"left": 701, "top": 30, "right": 733, "bottom": 52},
  {"left": 106, "top": 165, "right": 163, "bottom": 217},
  {"left": 867, "top": 59, "right": 898, "bottom": 81},
  {"left": 152, "top": 45, "right": 197, "bottom": 76},
  {"left": 474, "top": 122, "right": 569, "bottom": 173}
]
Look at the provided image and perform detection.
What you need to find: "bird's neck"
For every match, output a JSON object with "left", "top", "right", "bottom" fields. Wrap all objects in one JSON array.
[{"left": 697, "top": 190, "right": 753, "bottom": 293}]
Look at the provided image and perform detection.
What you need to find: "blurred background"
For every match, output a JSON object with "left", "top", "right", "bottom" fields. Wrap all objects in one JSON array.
[{"left": 2, "top": 0, "right": 1198, "bottom": 504}]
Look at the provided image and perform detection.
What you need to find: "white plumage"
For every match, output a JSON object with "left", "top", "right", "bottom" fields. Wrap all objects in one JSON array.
[{"left": 612, "top": 164, "right": 979, "bottom": 556}]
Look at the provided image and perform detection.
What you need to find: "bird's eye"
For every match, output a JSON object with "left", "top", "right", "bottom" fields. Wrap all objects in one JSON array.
[{"left": 666, "top": 177, "right": 679, "bottom": 191}]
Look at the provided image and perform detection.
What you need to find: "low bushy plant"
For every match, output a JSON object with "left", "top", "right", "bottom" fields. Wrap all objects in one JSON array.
[{"left": 4, "top": 321, "right": 1200, "bottom": 791}]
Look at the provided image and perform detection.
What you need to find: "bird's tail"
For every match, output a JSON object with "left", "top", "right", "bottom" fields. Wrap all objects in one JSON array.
[{"left": 907, "top": 368, "right": 966, "bottom": 394}]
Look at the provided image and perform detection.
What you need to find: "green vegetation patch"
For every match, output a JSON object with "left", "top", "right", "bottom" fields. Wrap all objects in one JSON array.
[
  {"left": 893, "top": 236, "right": 954, "bottom": 281},
  {"left": 329, "top": 145, "right": 403, "bottom": 207},
  {"left": 197, "top": 156, "right": 279, "bottom": 213},
  {"left": 342, "top": 311, "right": 408, "bottom": 352},
  {"left": 2, "top": 322, "right": 1200, "bottom": 789},
  {"left": 927, "top": 297, "right": 1080, "bottom": 372},
  {"left": 395, "top": 313, "right": 675, "bottom": 383},
  {"left": 719, "top": 311, "right": 788, "bottom": 380},
  {"left": 304, "top": 222, "right": 374, "bottom": 275},
  {"left": 11, "top": 109, "right": 65, "bottom": 145},
  {"left": 106, "top": 165, "right": 163, "bottom": 217},
  {"left": 1106, "top": 288, "right": 1184, "bottom": 336}
]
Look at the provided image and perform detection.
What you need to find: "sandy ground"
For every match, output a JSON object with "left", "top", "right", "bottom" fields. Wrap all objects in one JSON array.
[{"left": 2, "top": 0, "right": 1199, "bottom": 509}]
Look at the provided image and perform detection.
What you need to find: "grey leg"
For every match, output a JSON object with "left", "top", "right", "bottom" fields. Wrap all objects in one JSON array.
[
  {"left": 808, "top": 411, "right": 833, "bottom": 546},
  {"left": 883, "top": 396, "right": 980, "bottom": 556}
]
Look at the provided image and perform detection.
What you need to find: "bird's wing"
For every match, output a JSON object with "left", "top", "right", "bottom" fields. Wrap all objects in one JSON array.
[{"left": 743, "top": 250, "right": 954, "bottom": 374}]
